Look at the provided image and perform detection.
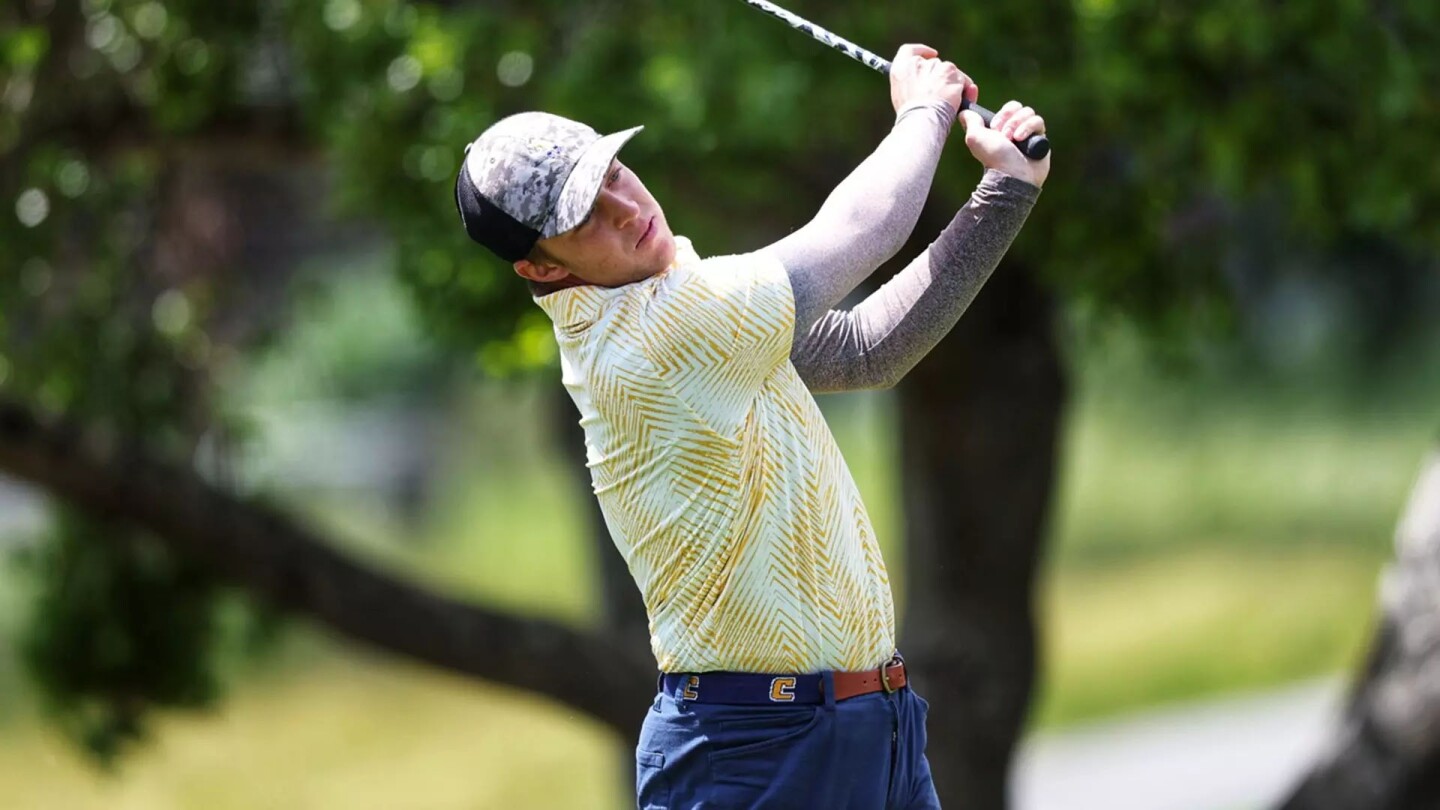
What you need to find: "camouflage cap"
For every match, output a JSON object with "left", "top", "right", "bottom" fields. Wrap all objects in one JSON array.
[{"left": 454, "top": 112, "right": 643, "bottom": 262}]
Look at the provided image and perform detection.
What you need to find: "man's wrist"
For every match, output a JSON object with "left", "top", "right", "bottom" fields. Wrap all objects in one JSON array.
[
  {"left": 979, "top": 167, "right": 1044, "bottom": 197},
  {"left": 894, "top": 98, "right": 957, "bottom": 130}
]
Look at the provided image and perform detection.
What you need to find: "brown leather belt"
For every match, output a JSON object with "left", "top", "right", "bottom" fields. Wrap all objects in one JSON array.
[
  {"left": 658, "top": 654, "right": 909, "bottom": 705},
  {"left": 833, "top": 656, "right": 908, "bottom": 701}
]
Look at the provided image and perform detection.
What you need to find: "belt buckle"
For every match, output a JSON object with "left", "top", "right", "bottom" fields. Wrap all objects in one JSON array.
[{"left": 880, "top": 653, "right": 903, "bottom": 694}]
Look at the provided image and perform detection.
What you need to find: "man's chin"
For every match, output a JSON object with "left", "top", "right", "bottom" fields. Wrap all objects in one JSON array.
[
  {"left": 621, "top": 236, "right": 677, "bottom": 285},
  {"left": 655, "top": 234, "right": 678, "bottom": 268}
]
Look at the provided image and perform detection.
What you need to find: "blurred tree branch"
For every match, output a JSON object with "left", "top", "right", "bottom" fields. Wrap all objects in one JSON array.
[
  {"left": 0, "top": 398, "right": 655, "bottom": 741},
  {"left": 1281, "top": 447, "right": 1440, "bottom": 809}
]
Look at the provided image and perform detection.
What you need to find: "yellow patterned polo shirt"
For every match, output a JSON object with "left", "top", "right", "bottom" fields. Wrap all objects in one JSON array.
[{"left": 536, "top": 238, "right": 895, "bottom": 674}]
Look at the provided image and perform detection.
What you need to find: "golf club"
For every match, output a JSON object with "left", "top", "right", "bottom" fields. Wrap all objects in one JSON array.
[{"left": 738, "top": 0, "right": 1051, "bottom": 160}]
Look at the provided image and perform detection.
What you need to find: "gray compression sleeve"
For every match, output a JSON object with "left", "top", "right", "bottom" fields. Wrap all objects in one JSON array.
[
  {"left": 766, "top": 99, "right": 956, "bottom": 337},
  {"left": 790, "top": 169, "right": 1040, "bottom": 393}
]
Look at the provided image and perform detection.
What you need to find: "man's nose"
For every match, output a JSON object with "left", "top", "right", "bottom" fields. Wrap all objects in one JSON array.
[{"left": 602, "top": 191, "right": 640, "bottom": 228}]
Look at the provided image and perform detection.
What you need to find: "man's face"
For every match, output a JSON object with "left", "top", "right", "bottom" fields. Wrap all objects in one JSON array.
[{"left": 521, "top": 159, "right": 676, "bottom": 288}]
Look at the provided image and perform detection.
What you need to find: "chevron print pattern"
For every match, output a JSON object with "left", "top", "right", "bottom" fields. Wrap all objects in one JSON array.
[{"left": 537, "top": 238, "right": 896, "bottom": 674}]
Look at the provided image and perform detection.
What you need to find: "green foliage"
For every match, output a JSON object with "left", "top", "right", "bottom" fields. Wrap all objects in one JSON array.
[
  {"left": 279, "top": 1, "right": 526, "bottom": 357},
  {"left": 1, "top": 0, "right": 278, "bottom": 764},
  {"left": 18, "top": 514, "right": 224, "bottom": 767},
  {"left": 0, "top": 87, "right": 236, "bottom": 764},
  {"left": 1050, "top": 0, "right": 1439, "bottom": 342}
]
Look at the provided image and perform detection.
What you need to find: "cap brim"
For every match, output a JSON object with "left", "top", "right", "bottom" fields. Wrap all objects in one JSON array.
[{"left": 542, "top": 125, "right": 644, "bottom": 238}]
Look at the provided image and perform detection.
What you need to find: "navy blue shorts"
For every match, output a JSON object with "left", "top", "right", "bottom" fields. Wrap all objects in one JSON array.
[{"left": 635, "top": 680, "right": 940, "bottom": 809}]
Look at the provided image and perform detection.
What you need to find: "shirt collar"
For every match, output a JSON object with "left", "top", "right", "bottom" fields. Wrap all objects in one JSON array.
[{"left": 534, "top": 236, "right": 699, "bottom": 330}]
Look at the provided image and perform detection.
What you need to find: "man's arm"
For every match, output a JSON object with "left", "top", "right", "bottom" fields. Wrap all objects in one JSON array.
[
  {"left": 764, "top": 44, "right": 974, "bottom": 336},
  {"left": 791, "top": 170, "right": 1039, "bottom": 392},
  {"left": 790, "top": 100, "right": 1050, "bottom": 392}
]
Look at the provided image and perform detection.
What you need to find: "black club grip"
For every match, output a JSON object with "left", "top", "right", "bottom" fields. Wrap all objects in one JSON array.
[{"left": 961, "top": 100, "right": 1050, "bottom": 160}]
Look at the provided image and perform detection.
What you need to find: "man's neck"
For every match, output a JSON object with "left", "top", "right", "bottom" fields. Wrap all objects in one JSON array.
[{"left": 529, "top": 274, "right": 590, "bottom": 297}]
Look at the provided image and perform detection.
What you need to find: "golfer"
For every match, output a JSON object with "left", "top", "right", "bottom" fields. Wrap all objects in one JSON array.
[{"left": 455, "top": 44, "right": 1046, "bottom": 809}]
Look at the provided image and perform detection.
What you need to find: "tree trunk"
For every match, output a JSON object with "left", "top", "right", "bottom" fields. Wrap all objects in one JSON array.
[
  {"left": 0, "top": 399, "right": 654, "bottom": 741},
  {"left": 897, "top": 261, "right": 1067, "bottom": 809},
  {"left": 1279, "top": 446, "right": 1440, "bottom": 810}
]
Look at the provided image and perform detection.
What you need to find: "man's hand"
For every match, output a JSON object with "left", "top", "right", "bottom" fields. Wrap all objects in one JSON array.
[
  {"left": 960, "top": 100, "right": 1050, "bottom": 188},
  {"left": 890, "top": 44, "right": 976, "bottom": 116}
]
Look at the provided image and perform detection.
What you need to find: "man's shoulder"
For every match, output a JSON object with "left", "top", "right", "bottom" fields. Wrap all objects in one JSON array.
[
  {"left": 662, "top": 245, "right": 789, "bottom": 298},
  {"left": 533, "top": 281, "right": 629, "bottom": 336},
  {"left": 534, "top": 239, "right": 789, "bottom": 343}
]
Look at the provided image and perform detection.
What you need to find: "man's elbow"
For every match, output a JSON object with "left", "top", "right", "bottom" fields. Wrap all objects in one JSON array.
[
  {"left": 868, "top": 369, "right": 904, "bottom": 391},
  {"left": 808, "top": 374, "right": 899, "bottom": 394},
  {"left": 849, "top": 357, "right": 904, "bottom": 392},
  {"left": 847, "top": 203, "right": 909, "bottom": 264},
  {"left": 868, "top": 353, "right": 924, "bottom": 391}
]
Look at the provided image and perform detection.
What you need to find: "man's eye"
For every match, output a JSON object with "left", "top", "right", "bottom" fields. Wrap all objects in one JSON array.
[{"left": 608, "top": 168, "right": 621, "bottom": 185}]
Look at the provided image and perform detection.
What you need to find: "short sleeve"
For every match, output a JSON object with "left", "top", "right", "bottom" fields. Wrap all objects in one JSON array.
[{"left": 637, "top": 251, "right": 795, "bottom": 435}]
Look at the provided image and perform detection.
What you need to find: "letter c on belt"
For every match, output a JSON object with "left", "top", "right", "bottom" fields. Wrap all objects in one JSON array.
[{"left": 770, "top": 677, "right": 797, "bottom": 702}]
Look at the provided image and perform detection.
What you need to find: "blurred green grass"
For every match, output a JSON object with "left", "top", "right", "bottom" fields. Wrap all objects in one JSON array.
[
  {"left": 2, "top": 323, "right": 1436, "bottom": 806},
  {"left": 1055, "top": 346, "right": 1432, "bottom": 563},
  {"left": 1035, "top": 548, "right": 1383, "bottom": 727},
  {"left": 0, "top": 642, "right": 621, "bottom": 810},
  {"left": 1029, "top": 335, "right": 1434, "bottom": 722}
]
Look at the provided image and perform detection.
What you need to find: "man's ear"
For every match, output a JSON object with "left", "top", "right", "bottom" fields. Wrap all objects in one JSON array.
[{"left": 513, "top": 257, "right": 571, "bottom": 284}]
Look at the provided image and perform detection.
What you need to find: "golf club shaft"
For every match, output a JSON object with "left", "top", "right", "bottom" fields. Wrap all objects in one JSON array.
[{"left": 739, "top": 0, "right": 1050, "bottom": 160}]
